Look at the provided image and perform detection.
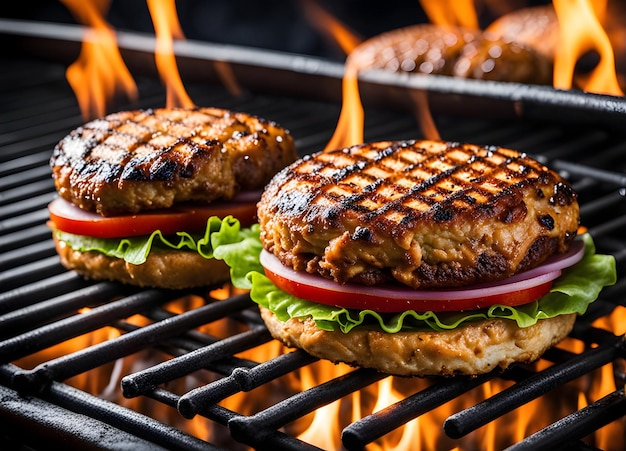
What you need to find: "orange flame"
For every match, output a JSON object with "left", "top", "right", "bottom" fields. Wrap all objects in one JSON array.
[
  {"left": 410, "top": 90, "right": 441, "bottom": 140},
  {"left": 296, "top": 366, "right": 344, "bottom": 449},
  {"left": 298, "top": 0, "right": 365, "bottom": 152},
  {"left": 212, "top": 61, "right": 244, "bottom": 98},
  {"left": 324, "top": 64, "right": 364, "bottom": 151},
  {"left": 419, "top": 0, "right": 479, "bottom": 29},
  {"left": 318, "top": 0, "right": 448, "bottom": 151},
  {"left": 61, "top": 0, "right": 138, "bottom": 120},
  {"left": 553, "top": 0, "right": 624, "bottom": 95},
  {"left": 146, "top": 0, "right": 195, "bottom": 108},
  {"left": 14, "top": 297, "right": 626, "bottom": 449},
  {"left": 300, "top": 0, "right": 363, "bottom": 55}
]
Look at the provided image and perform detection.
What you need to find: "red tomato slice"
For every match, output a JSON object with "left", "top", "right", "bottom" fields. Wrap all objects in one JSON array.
[
  {"left": 260, "top": 249, "right": 585, "bottom": 313},
  {"left": 48, "top": 197, "right": 258, "bottom": 238}
]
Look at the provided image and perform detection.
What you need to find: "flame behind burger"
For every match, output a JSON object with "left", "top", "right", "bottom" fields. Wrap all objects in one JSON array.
[{"left": 217, "top": 140, "right": 616, "bottom": 376}]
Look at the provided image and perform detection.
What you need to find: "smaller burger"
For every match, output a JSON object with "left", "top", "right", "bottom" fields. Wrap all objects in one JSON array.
[
  {"left": 347, "top": 23, "right": 552, "bottom": 86},
  {"left": 48, "top": 107, "right": 297, "bottom": 289},
  {"left": 219, "top": 140, "right": 616, "bottom": 376}
]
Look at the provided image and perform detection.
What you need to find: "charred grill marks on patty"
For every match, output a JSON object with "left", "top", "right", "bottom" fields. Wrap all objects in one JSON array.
[
  {"left": 51, "top": 107, "right": 297, "bottom": 216},
  {"left": 258, "top": 140, "right": 580, "bottom": 289},
  {"left": 273, "top": 141, "right": 568, "bottom": 228}
]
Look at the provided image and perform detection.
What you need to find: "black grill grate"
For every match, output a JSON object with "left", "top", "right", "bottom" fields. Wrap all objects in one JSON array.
[{"left": 1, "top": 52, "right": 626, "bottom": 451}]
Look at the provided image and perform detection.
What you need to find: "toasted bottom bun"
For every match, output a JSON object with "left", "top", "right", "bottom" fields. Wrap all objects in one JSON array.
[
  {"left": 259, "top": 307, "right": 576, "bottom": 376},
  {"left": 54, "top": 236, "right": 230, "bottom": 289}
]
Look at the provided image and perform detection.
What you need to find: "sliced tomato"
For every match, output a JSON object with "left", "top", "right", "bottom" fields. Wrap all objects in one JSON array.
[
  {"left": 48, "top": 197, "right": 258, "bottom": 238},
  {"left": 260, "top": 239, "right": 586, "bottom": 313}
]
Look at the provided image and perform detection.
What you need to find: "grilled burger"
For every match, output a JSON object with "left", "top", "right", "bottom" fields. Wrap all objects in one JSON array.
[
  {"left": 223, "top": 140, "right": 616, "bottom": 376},
  {"left": 49, "top": 107, "right": 297, "bottom": 289},
  {"left": 348, "top": 23, "right": 552, "bottom": 85},
  {"left": 485, "top": 4, "right": 559, "bottom": 61}
]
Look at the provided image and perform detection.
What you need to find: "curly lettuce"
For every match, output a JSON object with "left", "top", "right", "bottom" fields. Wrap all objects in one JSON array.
[
  {"left": 56, "top": 219, "right": 616, "bottom": 334},
  {"left": 216, "top": 231, "right": 616, "bottom": 333},
  {"left": 52, "top": 216, "right": 256, "bottom": 265}
]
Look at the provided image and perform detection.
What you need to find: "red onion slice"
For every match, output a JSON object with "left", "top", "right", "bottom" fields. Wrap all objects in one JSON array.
[
  {"left": 260, "top": 237, "right": 585, "bottom": 302},
  {"left": 231, "top": 189, "right": 264, "bottom": 204}
]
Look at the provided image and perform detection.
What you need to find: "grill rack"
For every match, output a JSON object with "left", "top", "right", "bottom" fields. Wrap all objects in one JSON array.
[{"left": 1, "top": 48, "right": 626, "bottom": 451}]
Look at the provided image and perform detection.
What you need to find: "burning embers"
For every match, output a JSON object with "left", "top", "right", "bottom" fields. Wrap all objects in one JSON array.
[
  {"left": 315, "top": 0, "right": 625, "bottom": 149},
  {"left": 8, "top": 292, "right": 626, "bottom": 449}
]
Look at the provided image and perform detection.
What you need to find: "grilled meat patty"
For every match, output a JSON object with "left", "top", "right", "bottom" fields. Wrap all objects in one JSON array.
[
  {"left": 485, "top": 5, "right": 558, "bottom": 60},
  {"left": 258, "top": 140, "right": 579, "bottom": 289},
  {"left": 50, "top": 107, "right": 297, "bottom": 216},
  {"left": 348, "top": 23, "right": 552, "bottom": 85},
  {"left": 348, "top": 24, "right": 481, "bottom": 76}
]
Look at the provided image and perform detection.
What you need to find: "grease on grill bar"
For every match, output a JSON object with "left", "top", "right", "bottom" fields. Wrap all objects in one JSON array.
[{"left": 1, "top": 55, "right": 626, "bottom": 451}]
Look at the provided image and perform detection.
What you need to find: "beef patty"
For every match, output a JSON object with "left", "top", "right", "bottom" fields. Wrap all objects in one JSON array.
[
  {"left": 257, "top": 140, "right": 579, "bottom": 289},
  {"left": 347, "top": 23, "right": 552, "bottom": 85},
  {"left": 50, "top": 107, "right": 297, "bottom": 216}
]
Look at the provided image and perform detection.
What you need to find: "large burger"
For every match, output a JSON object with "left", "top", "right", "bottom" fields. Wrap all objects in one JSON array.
[
  {"left": 219, "top": 140, "right": 615, "bottom": 376},
  {"left": 48, "top": 107, "right": 297, "bottom": 289}
]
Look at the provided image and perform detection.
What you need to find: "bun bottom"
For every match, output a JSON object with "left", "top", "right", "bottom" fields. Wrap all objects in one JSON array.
[
  {"left": 54, "top": 236, "right": 230, "bottom": 289},
  {"left": 259, "top": 307, "right": 576, "bottom": 376}
]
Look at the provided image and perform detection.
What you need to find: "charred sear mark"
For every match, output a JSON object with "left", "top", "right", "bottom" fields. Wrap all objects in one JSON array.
[
  {"left": 539, "top": 214, "right": 555, "bottom": 230},
  {"left": 362, "top": 178, "right": 383, "bottom": 193},
  {"left": 324, "top": 206, "right": 340, "bottom": 222},
  {"left": 352, "top": 226, "right": 372, "bottom": 241},
  {"left": 432, "top": 205, "right": 454, "bottom": 222},
  {"left": 499, "top": 203, "right": 527, "bottom": 224},
  {"left": 550, "top": 182, "right": 577, "bottom": 206},
  {"left": 333, "top": 160, "right": 368, "bottom": 182},
  {"left": 151, "top": 158, "right": 178, "bottom": 180}
]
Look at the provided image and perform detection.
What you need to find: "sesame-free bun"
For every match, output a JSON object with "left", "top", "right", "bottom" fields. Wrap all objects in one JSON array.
[
  {"left": 260, "top": 306, "right": 576, "bottom": 376},
  {"left": 54, "top": 236, "right": 230, "bottom": 289}
]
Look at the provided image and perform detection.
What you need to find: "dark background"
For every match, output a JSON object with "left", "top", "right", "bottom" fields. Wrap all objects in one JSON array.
[{"left": 1, "top": 0, "right": 549, "bottom": 61}]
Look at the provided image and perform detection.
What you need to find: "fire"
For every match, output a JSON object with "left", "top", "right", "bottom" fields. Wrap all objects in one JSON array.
[
  {"left": 319, "top": 0, "right": 520, "bottom": 150},
  {"left": 324, "top": 63, "right": 365, "bottom": 151},
  {"left": 312, "top": 1, "right": 439, "bottom": 151},
  {"left": 61, "top": 0, "right": 138, "bottom": 120},
  {"left": 63, "top": 0, "right": 246, "bottom": 116},
  {"left": 300, "top": 0, "right": 363, "bottom": 55},
  {"left": 12, "top": 295, "right": 625, "bottom": 449},
  {"left": 370, "top": 378, "right": 423, "bottom": 451},
  {"left": 298, "top": 2, "right": 365, "bottom": 151},
  {"left": 23, "top": 2, "right": 625, "bottom": 448},
  {"left": 552, "top": 0, "right": 624, "bottom": 95},
  {"left": 146, "top": 0, "right": 195, "bottom": 108},
  {"left": 296, "top": 366, "right": 344, "bottom": 449},
  {"left": 419, "top": 0, "right": 479, "bottom": 29}
]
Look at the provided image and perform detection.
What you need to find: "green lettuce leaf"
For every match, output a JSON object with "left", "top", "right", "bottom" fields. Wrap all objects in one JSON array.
[
  {"left": 225, "top": 233, "right": 616, "bottom": 333},
  {"left": 56, "top": 216, "right": 617, "bottom": 335},
  {"left": 53, "top": 215, "right": 252, "bottom": 266}
]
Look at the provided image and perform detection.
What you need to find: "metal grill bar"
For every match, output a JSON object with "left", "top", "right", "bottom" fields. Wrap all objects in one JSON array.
[
  {"left": 228, "top": 368, "right": 387, "bottom": 449},
  {"left": 0, "top": 272, "right": 88, "bottom": 314},
  {"left": 122, "top": 326, "right": 273, "bottom": 398},
  {"left": 0, "top": 282, "right": 127, "bottom": 338},
  {"left": 0, "top": 290, "right": 174, "bottom": 366},
  {"left": 148, "top": 386, "right": 241, "bottom": 427},
  {"left": 177, "top": 350, "right": 318, "bottom": 418},
  {"left": 444, "top": 333, "right": 625, "bottom": 439},
  {"left": 506, "top": 388, "right": 626, "bottom": 451},
  {"left": 12, "top": 294, "right": 259, "bottom": 392},
  {"left": 0, "top": 364, "right": 221, "bottom": 451},
  {"left": 0, "top": 383, "right": 171, "bottom": 451},
  {"left": 341, "top": 372, "right": 493, "bottom": 449}
]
